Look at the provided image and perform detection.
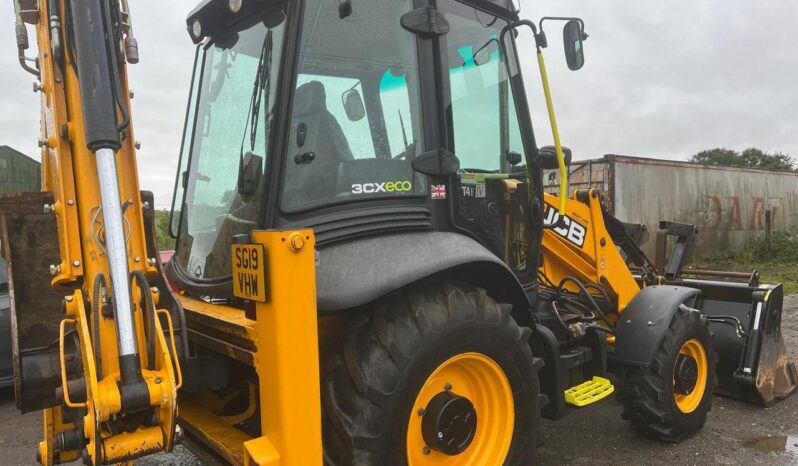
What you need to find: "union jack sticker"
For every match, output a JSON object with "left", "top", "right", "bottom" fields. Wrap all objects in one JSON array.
[{"left": 431, "top": 184, "right": 447, "bottom": 200}]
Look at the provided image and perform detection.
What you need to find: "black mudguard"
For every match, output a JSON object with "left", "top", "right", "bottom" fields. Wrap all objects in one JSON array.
[
  {"left": 315, "top": 231, "right": 529, "bottom": 313},
  {"left": 614, "top": 285, "right": 701, "bottom": 367}
]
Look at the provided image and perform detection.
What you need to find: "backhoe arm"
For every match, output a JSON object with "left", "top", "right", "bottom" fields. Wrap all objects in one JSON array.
[{"left": 8, "top": 1, "right": 180, "bottom": 464}]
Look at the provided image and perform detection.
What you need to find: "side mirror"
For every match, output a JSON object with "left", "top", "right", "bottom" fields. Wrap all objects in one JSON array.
[
  {"left": 563, "top": 20, "right": 585, "bottom": 71},
  {"left": 342, "top": 88, "right": 366, "bottom": 122},
  {"left": 538, "top": 145, "right": 572, "bottom": 170},
  {"left": 412, "top": 148, "right": 460, "bottom": 176}
]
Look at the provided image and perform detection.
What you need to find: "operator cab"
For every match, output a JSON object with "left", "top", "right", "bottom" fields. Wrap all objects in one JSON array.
[{"left": 169, "top": 0, "right": 582, "bottom": 303}]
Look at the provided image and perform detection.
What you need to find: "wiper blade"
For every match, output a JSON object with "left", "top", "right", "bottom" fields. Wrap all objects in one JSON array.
[{"left": 240, "top": 30, "right": 274, "bottom": 155}]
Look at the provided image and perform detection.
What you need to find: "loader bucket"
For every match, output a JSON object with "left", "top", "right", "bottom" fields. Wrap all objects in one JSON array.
[{"left": 683, "top": 278, "right": 798, "bottom": 405}]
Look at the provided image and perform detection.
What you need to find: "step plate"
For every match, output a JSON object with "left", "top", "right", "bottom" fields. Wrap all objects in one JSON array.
[{"left": 564, "top": 376, "right": 615, "bottom": 407}]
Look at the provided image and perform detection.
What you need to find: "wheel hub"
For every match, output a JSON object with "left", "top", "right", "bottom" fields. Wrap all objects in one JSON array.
[
  {"left": 421, "top": 391, "right": 477, "bottom": 455},
  {"left": 674, "top": 354, "right": 699, "bottom": 395}
]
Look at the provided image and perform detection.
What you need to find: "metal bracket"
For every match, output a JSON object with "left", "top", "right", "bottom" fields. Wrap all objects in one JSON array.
[
  {"left": 18, "top": 0, "right": 40, "bottom": 24},
  {"left": 401, "top": 6, "right": 449, "bottom": 38}
]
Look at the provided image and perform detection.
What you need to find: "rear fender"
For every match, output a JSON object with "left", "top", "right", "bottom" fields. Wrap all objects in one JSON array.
[{"left": 315, "top": 231, "right": 530, "bottom": 313}]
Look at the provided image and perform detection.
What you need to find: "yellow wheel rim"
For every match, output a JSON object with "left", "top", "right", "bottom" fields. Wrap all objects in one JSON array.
[
  {"left": 406, "top": 353, "right": 514, "bottom": 466},
  {"left": 674, "top": 339, "right": 708, "bottom": 414}
]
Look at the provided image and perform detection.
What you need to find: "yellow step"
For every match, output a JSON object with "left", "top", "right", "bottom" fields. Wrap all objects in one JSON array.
[{"left": 564, "top": 376, "right": 615, "bottom": 407}]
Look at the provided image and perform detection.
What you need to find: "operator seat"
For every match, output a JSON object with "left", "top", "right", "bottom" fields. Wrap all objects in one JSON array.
[{"left": 284, "top": 80, "right": 353, "bottom": 210}]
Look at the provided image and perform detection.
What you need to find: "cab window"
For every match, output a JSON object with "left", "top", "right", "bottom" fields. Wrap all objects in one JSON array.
[{"left": 281, "top": 0, "right": 425, "bottom": 212}]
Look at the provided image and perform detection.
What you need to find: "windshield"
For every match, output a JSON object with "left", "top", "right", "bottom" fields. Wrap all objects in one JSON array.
[
  {"left": 175, "top": 7, "right": 287, "bottom": 281},
  {"left": 281, "top": 0, "right": 425, "bottom": 212}
]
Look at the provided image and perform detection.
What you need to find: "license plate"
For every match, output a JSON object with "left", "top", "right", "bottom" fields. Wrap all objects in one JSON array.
[{"left": 232, "top": 244, "right": 267, "bottom": 302}]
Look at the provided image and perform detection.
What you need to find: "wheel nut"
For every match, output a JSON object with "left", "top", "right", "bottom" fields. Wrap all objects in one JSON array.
[
  {"left": 444, "top": 383, "right": 452, "bottom": 392},
  {"left": 417, "top": 408, "right": 426, "bottom": 416},
  {"left": 422, "top": 446, "right": 431, "bottom": 455}
]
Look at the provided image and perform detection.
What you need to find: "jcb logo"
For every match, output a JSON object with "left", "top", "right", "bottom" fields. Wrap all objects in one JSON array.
[
  {"left": 352, "top": 181, "right": 413, "bottom": 194},
  {"left": 544, "top": 204, "right": 587, "bottom": 248}
]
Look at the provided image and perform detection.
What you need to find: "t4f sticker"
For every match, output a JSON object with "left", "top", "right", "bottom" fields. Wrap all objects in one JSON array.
[{"left": 431, "top": 184, "right": 447, "bottom": 200}]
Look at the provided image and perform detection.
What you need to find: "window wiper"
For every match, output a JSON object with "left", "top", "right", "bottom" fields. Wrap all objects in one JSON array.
[{"left": 239, "top": 29, "right": 274, "bottom": 157}]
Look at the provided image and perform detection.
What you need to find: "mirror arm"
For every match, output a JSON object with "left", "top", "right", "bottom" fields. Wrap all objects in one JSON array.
[
  {"left": 536, "top": 50, "right": 568, "bottom": 216},
  {"left": 504, "top": 19, "right": 569, "bottom": 216}
]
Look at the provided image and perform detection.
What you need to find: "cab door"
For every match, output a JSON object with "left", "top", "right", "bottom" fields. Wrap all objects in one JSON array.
[{"left": 438, "top": 1, "right": 540, "bottom": 272}]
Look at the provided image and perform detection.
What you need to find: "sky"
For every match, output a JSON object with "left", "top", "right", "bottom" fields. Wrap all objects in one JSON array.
[{"left": 1, "top": 0, "right": 796, "bottom": 207}]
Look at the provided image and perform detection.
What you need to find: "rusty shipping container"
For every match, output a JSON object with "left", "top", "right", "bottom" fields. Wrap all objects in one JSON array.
[{"left": 544, "top": 154, "right": 798, "bottom": 256}]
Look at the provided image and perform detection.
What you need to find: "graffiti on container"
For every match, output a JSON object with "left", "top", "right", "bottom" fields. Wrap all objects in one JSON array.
[{"left": 700, "top": 195, "right": 784, "bottom": 231}]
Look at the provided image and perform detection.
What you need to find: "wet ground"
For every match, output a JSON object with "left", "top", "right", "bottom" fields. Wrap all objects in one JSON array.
[{"left": 1, "top": 296, "right": 797, "bottom": 465}]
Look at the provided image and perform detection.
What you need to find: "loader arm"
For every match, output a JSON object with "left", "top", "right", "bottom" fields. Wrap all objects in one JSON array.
[
  {"left": 6, "top": 1, "right": 181, "bottom": 464},
  {"left": 539, "top": 188, "right": 652, "bottom": 314},
  {"left": 539, "top": 188, "right": 797, "bottom": 405}
]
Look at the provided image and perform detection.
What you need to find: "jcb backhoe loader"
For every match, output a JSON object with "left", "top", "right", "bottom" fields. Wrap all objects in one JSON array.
[{"left": 4, "top": 0, "right": 794, "bottom": 465}]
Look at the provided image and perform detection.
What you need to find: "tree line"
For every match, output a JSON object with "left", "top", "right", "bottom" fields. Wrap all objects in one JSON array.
[{"left": 690, "top": 148, "right": 795, "bottom": 171}]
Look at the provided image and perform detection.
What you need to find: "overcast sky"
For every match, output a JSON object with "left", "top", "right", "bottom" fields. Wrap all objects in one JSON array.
[{"left": 1, "top": 1, "right": 796, "bottom": 207}]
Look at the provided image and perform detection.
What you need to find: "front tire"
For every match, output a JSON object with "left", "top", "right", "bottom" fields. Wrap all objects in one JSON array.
[
  {"left": 617, "top": 306, "right": 717, "bottom": 442},
  {"left": 322, "top": 280, "right": 541, "bottom": 465}
]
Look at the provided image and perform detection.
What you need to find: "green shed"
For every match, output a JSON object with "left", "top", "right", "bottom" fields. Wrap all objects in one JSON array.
[{"left": 0, "top": 146, "right": 41, "bottom": 194}]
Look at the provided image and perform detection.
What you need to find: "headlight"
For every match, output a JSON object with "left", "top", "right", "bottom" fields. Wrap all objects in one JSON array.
[
  {"left": 190, "top": 19, "right": 203, "bottom": 41},
  {"left": 228, "top": 0, "right": 243, "bottom": 13}
]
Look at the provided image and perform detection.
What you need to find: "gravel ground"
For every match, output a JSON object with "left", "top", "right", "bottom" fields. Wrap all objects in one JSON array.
[{"left": 2, "top": 296, "right": 797, "bottom": 465}]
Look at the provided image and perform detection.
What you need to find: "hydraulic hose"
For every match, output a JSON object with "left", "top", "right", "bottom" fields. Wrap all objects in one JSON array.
[
  {"left": 130, "top": 270, "right": 156, "bottom": 370},
  {"left": 558, "top": 276, "right": 614, "bottom": 329},
  {"left": 92, "top": 273, "right": 107, "bottom": 379}
]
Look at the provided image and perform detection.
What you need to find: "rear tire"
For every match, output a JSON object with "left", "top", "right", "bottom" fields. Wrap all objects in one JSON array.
[
  {"left": 321, "top": 280, "right": 541, "bottom": 465},
  {"left": 617, "top": 306, "right": 717, "bottom": 442}
]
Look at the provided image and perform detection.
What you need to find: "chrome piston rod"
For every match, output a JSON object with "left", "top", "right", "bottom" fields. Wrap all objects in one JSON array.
[{"left": 95, "top": 148, "right": 139, "bottom": 360}]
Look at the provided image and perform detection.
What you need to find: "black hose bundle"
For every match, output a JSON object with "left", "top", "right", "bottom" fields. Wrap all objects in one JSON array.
[
  {"left": 130, "top": 270, "right": 156, "bottom": 370},
  {"left": 556, "top": 276, "right": 614, "bottom": 329},
  {"left": 92, "top": 273, "right": 107, "bottom": 379}
]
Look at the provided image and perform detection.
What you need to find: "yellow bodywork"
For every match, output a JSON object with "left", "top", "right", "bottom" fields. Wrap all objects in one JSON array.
[
  {"left": 540, "top": 189, "right": 641, "bottom": 314},
  {"left": 244, "top": 230, "right": 322, "bottom": 466},
  {"left": 174, "top": 230, "right": 322, "bottom": 466}
]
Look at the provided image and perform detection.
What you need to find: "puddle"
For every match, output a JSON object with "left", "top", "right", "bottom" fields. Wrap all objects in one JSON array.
[{"left": 743, "top": 435, "right": 798, "bottom": 455}]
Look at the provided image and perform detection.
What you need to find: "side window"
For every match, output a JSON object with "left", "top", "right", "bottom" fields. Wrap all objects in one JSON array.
[
  {"left": 446, "top": 32, "right": 524, "bottom": 171},
  {"left": 170, "top": 46, "right": 202, "bottom": 238},
  {"left": 281, "top": 0, "right": 425, "bottom": 212},
  {"left": 296, "top": 74, "right": 376, "bottom": 159}
]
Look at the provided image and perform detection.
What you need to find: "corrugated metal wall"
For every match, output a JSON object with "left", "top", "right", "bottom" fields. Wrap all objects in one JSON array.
[
  {"left": 545, "top": 155, "right": 798, "bottom": 256},
  {"left": 0, "top": 146, "right": 41, "bottom": 194}
]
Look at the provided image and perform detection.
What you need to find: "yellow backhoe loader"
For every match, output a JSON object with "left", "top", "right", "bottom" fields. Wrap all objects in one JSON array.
[{"left": 3, "top": 0, "right": 794, "bottom": 465}]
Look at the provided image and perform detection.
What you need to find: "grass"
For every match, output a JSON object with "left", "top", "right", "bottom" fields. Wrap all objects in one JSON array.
[{"left": 688, "top": 230, "right": 798, "bottom": 294}]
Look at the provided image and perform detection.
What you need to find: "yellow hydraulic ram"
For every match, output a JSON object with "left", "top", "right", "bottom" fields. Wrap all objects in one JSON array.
[{"left": 11, "top": 0, "right": 180, "bottom": 464}]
